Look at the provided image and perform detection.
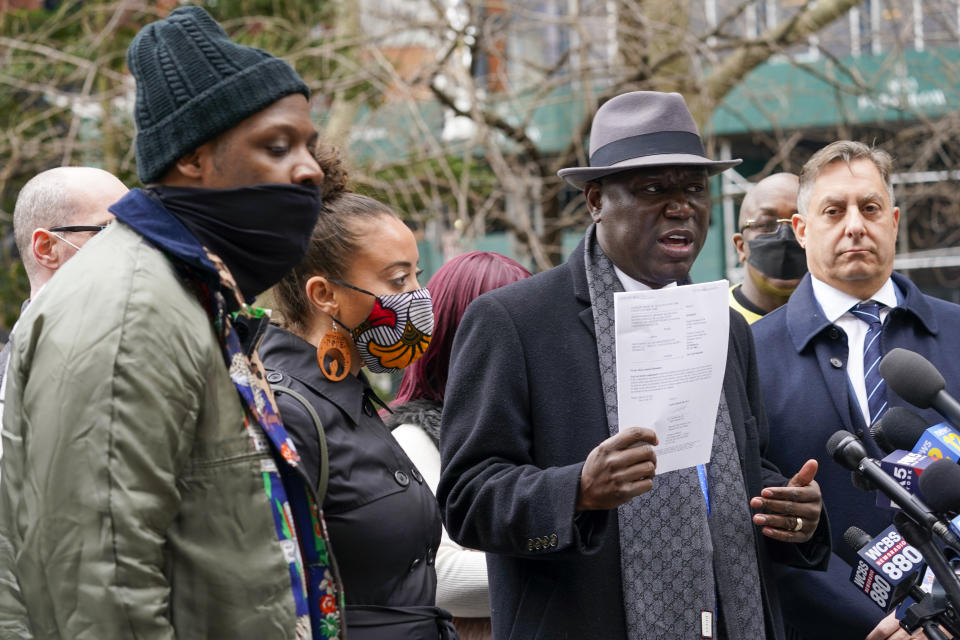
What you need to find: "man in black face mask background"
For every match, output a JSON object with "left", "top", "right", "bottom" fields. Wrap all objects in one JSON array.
[
  {"left": 0, "top": 7, "right": 348, "bottom": 639},
  {"left": 730, "top": 173, "right": 806, "bottom": 324}
]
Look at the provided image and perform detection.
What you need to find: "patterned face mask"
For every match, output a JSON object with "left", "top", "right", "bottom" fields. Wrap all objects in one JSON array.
[{"left": 330, "top": 280, "right": 433, "bottom": 373}]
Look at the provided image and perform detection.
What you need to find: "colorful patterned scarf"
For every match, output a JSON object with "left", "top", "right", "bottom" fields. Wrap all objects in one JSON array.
[{"left": 173, "top": 250, "right": 346, "bottom": 639}]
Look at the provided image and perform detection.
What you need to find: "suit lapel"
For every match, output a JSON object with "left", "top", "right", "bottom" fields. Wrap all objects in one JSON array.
[
  {"left": 787, "top": 276, "right": 862, "bottom": 434},
  {"left": 811, "top": 339, "right": 859, "bottom": 434},
  {"left": 569, "top": 237, "right": 597, "bottom": 337}
]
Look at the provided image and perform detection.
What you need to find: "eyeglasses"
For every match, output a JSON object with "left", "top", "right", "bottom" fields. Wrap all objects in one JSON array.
[
  {"left": 47, "top": 225, "right": 109, "bottom": 234},
  {"left": 740, "top": 218, "right": 792, "bottom": 234}
]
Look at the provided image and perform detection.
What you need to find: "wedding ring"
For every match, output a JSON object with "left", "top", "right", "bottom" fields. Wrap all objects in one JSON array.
[{"left": 792, "top": 516, "right": 803, "bottom": 532}]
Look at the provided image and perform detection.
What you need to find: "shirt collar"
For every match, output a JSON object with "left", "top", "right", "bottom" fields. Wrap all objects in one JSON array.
[
  {"left": 260, "top": 324, "right": 368, "bottom": 426},
  {"left": 785, "top": 272, "right": 937, "bottom": 352},
  {"left": 809, "top": 275, "right": 899, "bottom": 323},
  {"left": 613, "top": 265, "right": 679, "bottom": 293}
]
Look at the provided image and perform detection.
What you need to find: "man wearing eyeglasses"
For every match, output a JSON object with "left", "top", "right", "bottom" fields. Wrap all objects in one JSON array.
[
  {"left": 11, "top": 166, "right": 125, "bottom": 302},
  {"left": 730, "top": 173, "right": 806, "bottom": 323},
  {"left": 0, "top": 167, "right": 127, "bottom": 414}
]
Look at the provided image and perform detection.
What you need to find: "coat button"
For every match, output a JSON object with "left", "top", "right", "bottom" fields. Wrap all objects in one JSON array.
[
  {"left": 394, "top": 470, "right": 410, "bottom": 487},
  {"left": 410, "top": 467, "right": 423, "bottom": 484},
  {"left": 856, "top": 429, "right": 865, "bottom": 438},
  {"left": 533, "top": 538, "right": 542, "bottom": 550},
  {"left": 408, "top": 557, "right": 421, "bottom": 573},
  {"left": 828, "top": 327, "right": 841, "bottom": 340},
  {"left": 266, "top": 371, "right": 283, "bottom": 384},
  {"left": 426, "top": 548, "right": 436, "bottom": 565},
  {"left": 527, "top": 539, "right": 534, "bottom": 551},
  {"left": 550, "top": 534, "right": 558, "bottom": 547},
  {"left": 830, "top": 357, "right": 843, "bottom": 369}
]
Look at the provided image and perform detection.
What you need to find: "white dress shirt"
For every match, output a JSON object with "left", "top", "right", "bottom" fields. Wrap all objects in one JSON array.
[
  {"left": 809, "top": 275, "right": 899, "bottom": 424},
  {"left": 613, "top": 265, "right": 678, "bottom": 293}
]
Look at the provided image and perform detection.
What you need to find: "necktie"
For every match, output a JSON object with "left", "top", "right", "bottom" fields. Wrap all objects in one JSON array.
[{"left": 851, "top": 301, "right": 887, "bottom": 424}]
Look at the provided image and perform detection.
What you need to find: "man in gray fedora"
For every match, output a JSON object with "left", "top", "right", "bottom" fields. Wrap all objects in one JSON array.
[{"left": 437, "top": 91, "right": 830, "bottom": 640}]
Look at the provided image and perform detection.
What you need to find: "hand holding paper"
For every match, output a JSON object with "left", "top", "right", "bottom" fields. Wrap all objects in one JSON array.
[{"left": 577, "top": 427, "right": 659, "bottom": 511}]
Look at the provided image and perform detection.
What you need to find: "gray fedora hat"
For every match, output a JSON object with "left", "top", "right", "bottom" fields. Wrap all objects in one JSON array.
[{"left": 558, "top": 91, "right": 742, "bottom": 190}]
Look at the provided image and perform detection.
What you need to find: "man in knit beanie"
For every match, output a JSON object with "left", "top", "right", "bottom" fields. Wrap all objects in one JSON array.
[{"left": 0, "top": 7, "right": 344, "bottom": 639}]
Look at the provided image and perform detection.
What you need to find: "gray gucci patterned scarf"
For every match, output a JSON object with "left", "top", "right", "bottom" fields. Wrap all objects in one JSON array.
[{"left": 582, "top": 224, "right": 765, "bottom": 640}]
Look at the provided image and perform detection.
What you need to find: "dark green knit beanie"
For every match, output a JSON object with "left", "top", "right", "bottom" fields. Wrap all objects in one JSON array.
[{"left": 127, "top": 6, "right": 310, "bottom": 184}]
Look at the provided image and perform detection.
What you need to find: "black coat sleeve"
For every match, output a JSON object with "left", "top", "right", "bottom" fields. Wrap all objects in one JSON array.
[
  {"left": 731, "top": 311, "right": 831, "bottom": 570},
  {"left": 437, "top": 294, "right": 608, "bottom": 559}
]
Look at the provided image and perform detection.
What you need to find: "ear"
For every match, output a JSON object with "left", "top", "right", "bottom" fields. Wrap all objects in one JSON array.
[
  {"left": 792, "top": 213, "right": 807, "bottom": 249},
  {"left": 305, "top": 275, "right": 338, "bottom": 317},
  {"left": 584, "top": 182, "right": 603, "bottom": 223},
  {"left": 732, "top": 233, "right": 747, "bottom": 263},
  {"left": 172, "top": 146, "right": 207, "bottom": 181},
  {"left": 892, "top": 206, "right": 900, "bottom": 233},
  {"left": 31, "top": 228, "right": 62, "bottom": 271}
]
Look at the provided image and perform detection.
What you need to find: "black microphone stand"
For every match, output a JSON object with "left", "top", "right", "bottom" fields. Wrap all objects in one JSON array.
[
  {"left": 900, "top": 592, "right": 953, "bottom": 640},
  {"left": 895, "top": 512, "right": 960, "bottom": 637}
]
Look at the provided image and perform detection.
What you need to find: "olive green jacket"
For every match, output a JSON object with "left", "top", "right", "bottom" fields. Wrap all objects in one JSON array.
[{"left": 0, "top": 223, "right": 303, "bottom": 639}]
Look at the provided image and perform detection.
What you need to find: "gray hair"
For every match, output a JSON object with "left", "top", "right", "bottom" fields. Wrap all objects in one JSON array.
[
  {"left": 797, "top": 141, "right": 895, "bottom": 215},
  {"left": 13, "top": 168, "right": 76, "bottom": 278},
  {"left": 12, "top": 167, "right": 126, "bottom": 280}
]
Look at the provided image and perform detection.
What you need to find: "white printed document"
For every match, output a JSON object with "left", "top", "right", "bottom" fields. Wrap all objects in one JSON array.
[{"left": 614, "top": 280, "right": 729, "bottom": 474}]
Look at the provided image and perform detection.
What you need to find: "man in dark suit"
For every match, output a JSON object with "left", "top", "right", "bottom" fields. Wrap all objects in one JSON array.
[
  {"left": 753, "top": 140, "right": 960, "bottom": 640},
  {"left": 437, "top": 91, "right": 830, "bottom": 640}
]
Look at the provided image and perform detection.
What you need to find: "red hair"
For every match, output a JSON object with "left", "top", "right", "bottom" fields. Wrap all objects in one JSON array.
[{"left": 393, "top": 251, "right": 532, "bottom": 405}]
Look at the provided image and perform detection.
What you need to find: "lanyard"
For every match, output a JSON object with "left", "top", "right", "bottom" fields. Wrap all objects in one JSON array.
[{"left": 697, "top": 463, "right": 710, "bottom": 516}]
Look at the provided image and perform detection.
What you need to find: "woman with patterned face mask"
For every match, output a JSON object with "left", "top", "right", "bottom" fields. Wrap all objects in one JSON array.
[{"left": 260, "top": 193, "right": 454, "bottom": 640}]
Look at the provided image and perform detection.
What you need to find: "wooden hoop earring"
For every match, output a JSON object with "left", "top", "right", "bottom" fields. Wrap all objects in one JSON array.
[{"left": 317, "top": 323, "right": 351, "bottom": 382}]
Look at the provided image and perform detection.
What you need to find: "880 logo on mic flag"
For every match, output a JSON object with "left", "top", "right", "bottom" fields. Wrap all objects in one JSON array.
[{"left": 851, "top": 525, "right": 924, "bottom": 611}]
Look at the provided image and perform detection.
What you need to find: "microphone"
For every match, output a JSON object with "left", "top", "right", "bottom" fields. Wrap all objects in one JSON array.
[
  {"left": 872, "top": 403, "right": 960, "bottom": 463},
  {"left": 827, "top": 430, "right": 960, "bottom": 549},
  {"left": 852, "top": 470, "right": 877, "bottom": 492},
  {"left": 880, "top": 349, "right": 960, "bottom": 429},
  {"left": 876, "top": 450, "right": 935, "bottom": 510},
  {"left": 913, "top": 424, "right": 960, "bottom": 464},
  {"left": 845, "top": 524, "right": 925, "bottom": 612},
  {"left": 918, "top": 458, "right": 960, "bottom": 515},
  {"left": 872, "top": 407, "right": 931, "bottom": 454}
]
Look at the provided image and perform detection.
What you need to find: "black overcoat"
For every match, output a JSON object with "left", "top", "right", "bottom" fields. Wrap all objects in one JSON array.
[{"left": 437, "top": 240, "right": 829, "bottom": 640}]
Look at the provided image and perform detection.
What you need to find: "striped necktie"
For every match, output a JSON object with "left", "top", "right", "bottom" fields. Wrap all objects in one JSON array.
[{"left": 851, "top": 301, "right": 887, "bottom": 424}]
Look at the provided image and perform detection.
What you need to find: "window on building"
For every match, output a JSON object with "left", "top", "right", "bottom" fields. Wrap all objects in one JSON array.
[
  {"left": 850, "top": 0, "right": 880, "bottom": 56},
  {"left": 921, "top": 0, "right": 960, "bottom": 48}
]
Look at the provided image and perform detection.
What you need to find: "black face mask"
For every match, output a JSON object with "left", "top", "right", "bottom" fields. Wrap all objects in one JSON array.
[
  {"left": 151, "top": 183, "right": 321, "bottom": 301},
  {"left": 747, "top": 223, "right": 808, "bottom": 280}
]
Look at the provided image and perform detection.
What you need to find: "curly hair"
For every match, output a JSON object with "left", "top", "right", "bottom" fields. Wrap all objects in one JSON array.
[{"left": 314, "top": 138, "right": 349, "bottom": 201}]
